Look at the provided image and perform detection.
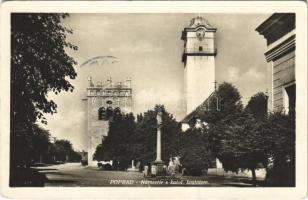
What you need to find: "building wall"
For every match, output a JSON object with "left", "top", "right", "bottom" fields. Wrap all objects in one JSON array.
[
  {"left": 266, "top": 61, "right": 274, "bottom": 112},
  {"left": 185, "top": 56, "right": 215, "bottom": 114},
  {"left": 87, "top": 94, "right": 109, "bottom": 166},
  {"left": 186, "top": 31, "right": 215, "bottom": 52},
  {"left": 182, "top": 23, "right": 216, "bottom": 115},
  {"left": 255, "top": 13, "right": 296, "bottom": 113},
  {"left": 272, "top": 51, "right": 295, "bottom": 111}
]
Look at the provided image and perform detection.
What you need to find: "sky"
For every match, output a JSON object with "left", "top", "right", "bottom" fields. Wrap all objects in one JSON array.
[{"left": 42, "top": 13, "right": 271, "bottom": 151}]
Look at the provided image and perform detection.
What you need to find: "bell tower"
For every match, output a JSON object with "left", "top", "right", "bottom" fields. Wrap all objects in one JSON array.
[
  {"left": 84, "top": 77, "right": 133, "bottom": 166},
  {"left": 182, "top": 16, "right": 217, "bottom": 114}
]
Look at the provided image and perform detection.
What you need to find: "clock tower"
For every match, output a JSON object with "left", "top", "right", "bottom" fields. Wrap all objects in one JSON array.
[{"left": 182, "top": 16, "right": 217, "bottom": 114}]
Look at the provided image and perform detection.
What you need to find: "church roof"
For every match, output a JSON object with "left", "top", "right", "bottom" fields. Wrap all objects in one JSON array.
[
  {"left": 185, "top": 16, "right": 216, "bottom": 30},
  {"left": 181, "top": 91, "right": 218, "bottom": 123}
]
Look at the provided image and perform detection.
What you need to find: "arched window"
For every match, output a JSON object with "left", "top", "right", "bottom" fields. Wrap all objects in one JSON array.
[
  {"left": 98, "top": 107, "right": 106, "bottom": 120},
  {"left": 215, "top": 96, "right": 221, "bottom": 111},
  {"left": 207, "top": 94, "right": 221, "bottom": 111},
  {"left": 114, "top": 107, "right": 121, "bottom": 119},
  {"left": 106, "top": 106, "right": 114, "bottom": 119}
]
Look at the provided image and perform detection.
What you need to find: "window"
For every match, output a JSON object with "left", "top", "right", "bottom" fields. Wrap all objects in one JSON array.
[
  {"left": 98, "top": 107, "right": 106, "bottom": 120},
  {"left": 199, "top": 46, "right": 203, "bottom": 51},
  {"left": 283, "top": 83, "right": 296, "bottom": 115}
]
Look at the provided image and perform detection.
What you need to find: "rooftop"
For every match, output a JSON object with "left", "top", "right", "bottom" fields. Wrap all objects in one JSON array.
[
  {"left": 255, "top": 13, "right": 295, "bottom": 45},
  {"left": 181, "top": 91, "right": 219, "bottom": 123},
  {"left": 185, "top": 16, "right": 216, "bottom": 30}
]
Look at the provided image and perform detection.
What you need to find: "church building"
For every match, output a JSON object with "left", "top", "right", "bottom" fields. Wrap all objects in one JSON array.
[{"left": 83, "top": 77, "right": 133, "bottom": 166}]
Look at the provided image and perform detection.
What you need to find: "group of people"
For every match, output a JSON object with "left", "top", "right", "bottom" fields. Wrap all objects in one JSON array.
[
  {"left": 167, "top": 157, "right": 182, "bottom": 175},
  {"left": 142, "top": 157, "right": 182, "bottom": 177}
]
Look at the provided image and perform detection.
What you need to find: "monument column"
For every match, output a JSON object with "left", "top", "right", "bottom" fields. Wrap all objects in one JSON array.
[
  {"left": 152, "top": 108, "right": 164, "bottom": 176},
  {"left": 155, "top": 110, "right": 162, "bottom": 163}
]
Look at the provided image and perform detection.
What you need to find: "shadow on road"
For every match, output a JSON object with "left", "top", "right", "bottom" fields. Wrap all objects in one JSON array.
[
  {"left": 41, "top": 171, "right": 74, "bottom": 176},
  {"left": 220, "top": 183, "right": 253, "bottom": 187},
  {"left": 46, "top": 179, "right": 76, "bottom": 184},
  {"left": 34, "top": 168, "right": 59, "bottom": 171},
  {"left": 10, "top": 167, "right": 48, "bottom": 187}
]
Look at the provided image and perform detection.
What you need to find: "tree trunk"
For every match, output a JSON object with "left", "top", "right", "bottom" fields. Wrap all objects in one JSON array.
[{"left": 251, "top": 168, "right": 257, "bottom": 187}]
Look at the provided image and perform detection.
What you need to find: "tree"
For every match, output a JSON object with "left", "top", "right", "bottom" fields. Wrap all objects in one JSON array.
[
  {"left": 94, "top": 105, "right": 180, "bottom": 170},
  {"left": 94, "top": 113, "right": 136, "bottom": 170},
  {"left": 200, "top": 82, "right": 243, "bottom": 160},
  {"left": 10, "top": 13, "right": 78, "bottom": 168},
  {"left": 31, "top": 125, "right": 51, "bottom": 163},
  {"left": 179, "top": 127, "right": 211, "bottom": 175},
  {"left": 245, "top": 92, "right": 268, "bottom": 121},
  {"left": 263, "top": 112, "right": 295, "bottom": 186},
  {"left": 207, "top": 89, "right": 295, "bottom": 186},
  {"left": 219, "top": 112, "right": 268, "bottom": 186},
  {"left": 53, "top": 139, "right": 74, "bottom": 162},
  {"left": 69, "top": 151, "right": 82, "bottom": 163},
  {"left": 130, "top": 105, "right": 180, "bottom": 167},
  {"left": 199, "top": 83, "right": 268, "bottom": 185},
  {"left": 201, "top": 82, "right": 243, "bottom": 125}
]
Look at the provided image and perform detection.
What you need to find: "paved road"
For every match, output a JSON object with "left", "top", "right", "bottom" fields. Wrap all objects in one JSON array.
[
  {"left": 33, "top": 163, "right": 261, "bottom": 187},
  {"left": 34, "top": 163, "right": 143, "bottom": 187}
]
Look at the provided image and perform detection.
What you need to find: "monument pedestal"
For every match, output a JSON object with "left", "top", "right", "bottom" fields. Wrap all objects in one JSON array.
[
  {"left": 151, "top": 161, "right": 165, "bottom": 176},
  {"left": 154, "top": 161, "right": 165, "bottom": 176}
]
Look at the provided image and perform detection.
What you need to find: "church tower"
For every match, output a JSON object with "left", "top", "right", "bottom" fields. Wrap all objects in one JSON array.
[
  {"left": 182, "top": 16, "right": 217, "bottom": 114},
  {"left": 84, "top": 77, "right": 133, "bottom": 166}
]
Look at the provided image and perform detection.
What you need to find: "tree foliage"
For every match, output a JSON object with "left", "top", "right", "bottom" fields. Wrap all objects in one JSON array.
[
  {"left": 92, "top": 82, "right": 295, "bottom": 186},
  {"left": 204, "top": 87, "right": 295, "bottom": 186},
  {"left": 218, "top": 112, "right": 268, "bottom": 185},
  {"left": 179, "top": 127, "right": 211, "bottom": 175},
  {"left": 263, "top": 112, "right": 295, "bottom": 186},
  {"left": 11, "top": 124, "right": 81, "bottom": 168},
  {"left": 199, "top": 82, "right": 244, "bottom": 160},
  {"left": 245, "top": 92, "right": 268, "bottom": 121},
  {"left": 94, "top": 105, "right": 180, "bottom": 170},
  {"left": 11, "top": 13, "right": 77, "bottom": 125},
  {"left": 94, "top": 113, "right": 136, "bottom": 169},
  {"left": 10, "top": 13, "right": 78, "bottom": 168},
  {"left": 32, "top": 125, "right": 51, "bottom": 162},
  {"left": 201, "top": 82, "right": 243, "bottom": 125},
  {"left": 53, "top": 139, "right": 81, "bottom": 162}
]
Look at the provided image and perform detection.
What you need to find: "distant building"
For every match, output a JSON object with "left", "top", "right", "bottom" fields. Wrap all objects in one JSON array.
[
  {"left": 256, "top": 13, "right": 295, "bottom": 114},
  {"left": 79, "top": 151, "right": 88, "bottom": 165},
  {"left": 83, "top": 77, "right": 133, "bottom": 166}
]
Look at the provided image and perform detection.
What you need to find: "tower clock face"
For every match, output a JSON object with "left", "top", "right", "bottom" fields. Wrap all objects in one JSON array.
[{"left": 196, "top": 29, "right": 205, "bottom": 41}]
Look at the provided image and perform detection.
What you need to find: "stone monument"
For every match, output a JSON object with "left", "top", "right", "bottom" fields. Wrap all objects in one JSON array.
[{"left": 153, "top": 107, "right": 165, "bottom": 176}]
